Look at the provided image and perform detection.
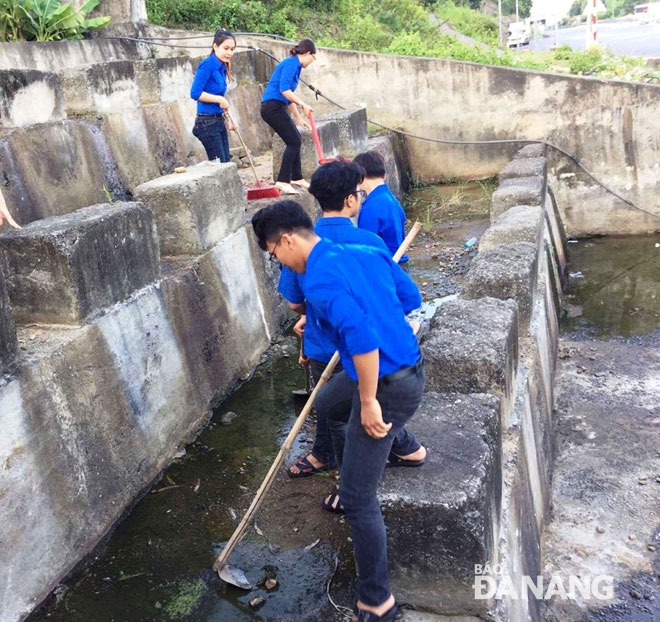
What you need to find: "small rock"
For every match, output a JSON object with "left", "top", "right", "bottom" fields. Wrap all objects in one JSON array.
[
  {"left": 249, "top": 597, "right": 266, "bottom": 609},
  {"left": 655, "top": 475, "right": 660, "bottom": 483},
  {"left": 265, "top": 578, "right": 278, "bottom": 590},
  {"left": 220, "top": 411, "right": 238, "bottom": 425},
  {"left": 647, "top": 544, "right": 656, "bottom": 552},
  {"left": 630, "top": 589, "right": 642, "bottom": 600},
  {"left": 596, "top": 526, "right": 606, "bottom": 534},
  {"left": 629, "top": 534, "right": 637, "bottom": 541},
  {"left": 639, "top": 475, "right": 648, "bottom": 485}
]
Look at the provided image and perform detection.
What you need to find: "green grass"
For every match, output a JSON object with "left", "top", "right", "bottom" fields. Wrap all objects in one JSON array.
[{"left": 145, "top": 0, "right": 652, "bottom": 82}]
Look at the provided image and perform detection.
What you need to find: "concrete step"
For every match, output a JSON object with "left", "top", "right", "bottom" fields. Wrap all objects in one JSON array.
[
  {"left": 0, "top": 202, "right": 159, "bottom": 324},
  {"left": 380, "top": 392, "right": 501, "bottom": 616},
  {"left": 0, "top": 269, "right": 16, "bottom": 372},
  {"left": 135, "top": 161, "right": 246, "bottom": 257},
  {"left": 463, "top": 242, "right": 539, "bottom": 329},
  {"left": 272, "top": 107, "right": 369, "bottom": 181},
  {"left": 421, "top": 297, "right": 518, "bottom": 409}
]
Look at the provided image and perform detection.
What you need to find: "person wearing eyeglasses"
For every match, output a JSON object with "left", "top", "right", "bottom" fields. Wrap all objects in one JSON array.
[
  {"left": 260, "top": 39, "right": 317, "bottom": 195},
  {"left": 353, "top": 150, "right": 409, "bottom": 268},
  {"left": 274, "top": 160, "right": 426, "bottom": 482},
  {"left": 251, "top": 199, "right": 425, "bottom": 622}
]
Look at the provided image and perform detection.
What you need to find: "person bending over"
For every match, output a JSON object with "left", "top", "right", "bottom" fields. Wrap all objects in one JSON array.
[{"left": 252, "top": 200, "right": 425, "bottom": 621}]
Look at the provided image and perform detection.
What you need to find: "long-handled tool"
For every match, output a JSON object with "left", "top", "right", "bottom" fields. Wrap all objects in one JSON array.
[
  {"left": 213, "top": 221, "right": 422, "bottom": 588},
  {"left": 308, "top": 111, "right": 338, "bottom": 165},
  {"left": 227, "top": 113, "right": 280, "bottom": 201},
  {"left": 292, "top": 336, "right": 313, "bottom": 400}
]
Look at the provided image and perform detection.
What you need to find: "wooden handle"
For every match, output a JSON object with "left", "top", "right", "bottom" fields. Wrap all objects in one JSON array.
[
  {"left": 226, "top": 113, "right": 260, "bottom": 186},
  {"left": 213, "top": 221, "right": 422, "bottom": 572}
]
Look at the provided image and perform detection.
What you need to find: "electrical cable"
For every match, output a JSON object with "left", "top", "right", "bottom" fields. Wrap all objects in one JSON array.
[{"left": 101, "top": 32, "right": 659, "bottom": 221}]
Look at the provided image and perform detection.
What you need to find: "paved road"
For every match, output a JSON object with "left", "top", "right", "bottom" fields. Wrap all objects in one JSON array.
[{"left": 527, "top": 19, "right": 660, "bottom": 56}]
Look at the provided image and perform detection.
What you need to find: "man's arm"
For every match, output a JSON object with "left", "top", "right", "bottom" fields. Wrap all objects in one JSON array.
[
  {"left": 390, "top": 261, "right": 421, "bottom": 313},
  {"left": 353, "top": 350, "right": 391, "bottom": 439}
]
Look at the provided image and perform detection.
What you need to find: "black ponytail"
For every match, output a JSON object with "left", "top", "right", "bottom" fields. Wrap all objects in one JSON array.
[{"left": 289, "top": 38, "right": 316, "bottom": 56}]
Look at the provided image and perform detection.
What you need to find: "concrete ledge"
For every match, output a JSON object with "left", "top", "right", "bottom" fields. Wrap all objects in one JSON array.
[
  {"left": 462, "top": 243, "right": 538, "bottom": 329},
  {"left": 479, "top": 205, "right": 544, "bottom": 251},
  {"left": 421, "top": 297, "right": 518, "bottom": 404},
  {"left": 0, "top": 202, "right": 160, "bottom": 324},
  {"left": 368, "top": 133, "right": 411, "bottom": 199},
  {"left": 0, "top": 69, "right": 64, "bottom": 129},
  {"left": 0, "top": 270, "right": 16, "bottom": 372},
  {"left": 498, "top": 157, "right": 547, "bottom": 182},
  {"left": 381, "top": 392, "right": 501, "bottom": 615},
  {"left": 491, "top": 178, "right": 545, "bottom": 221},
  {"left": 135, "top": 162, "right": 246, "bottom": 256},
  {"left": 513, "top": 144, "right": 546, "bottom": 159},
  {"left": 272, "top": 107, "right": 368, "bottom": 181}
]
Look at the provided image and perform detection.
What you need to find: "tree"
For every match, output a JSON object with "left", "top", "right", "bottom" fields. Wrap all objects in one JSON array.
[
  {"left": 502, "top": 0, "right": 532, "bottom": 19},
  {"left": 569, "top": 0, "right": 583, "bottom": 17}
]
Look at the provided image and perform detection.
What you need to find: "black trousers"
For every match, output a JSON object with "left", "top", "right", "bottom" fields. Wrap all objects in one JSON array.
[{"left": 260, "top": 100, "right": 302, "bottom": 182}]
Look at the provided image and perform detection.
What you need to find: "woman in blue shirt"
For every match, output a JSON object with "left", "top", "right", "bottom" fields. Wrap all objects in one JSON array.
[
  {"left": 260, "top": 39, "right": 316, "bottom": 195},
  {"left": 190, "top": 29, "right": 236, "bottom": 163}
]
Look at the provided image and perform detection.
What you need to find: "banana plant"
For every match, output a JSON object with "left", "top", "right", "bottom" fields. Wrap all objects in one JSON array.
[
  {"left": 0, "top": 0, "right": 27, "bottom": 41},
  {"left": 9, "top": 0, "right": 110, "bottom": 41}
]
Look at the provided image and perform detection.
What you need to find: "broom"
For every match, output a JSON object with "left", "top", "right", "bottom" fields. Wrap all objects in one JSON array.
[
  {"left": 227, "top": 113, "right": 280, "bottom": 201},
  {"left": 212, "top": 221, "right": 423, "bottom": 586},
  {"left": 308, "top": 111, "right": 339, "bottom": 165}
]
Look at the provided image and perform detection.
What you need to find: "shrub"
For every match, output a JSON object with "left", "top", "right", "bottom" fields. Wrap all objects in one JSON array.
[
  {"left": 553, "top": 44, "right": 573, "bottom": 61},
  {"left": 568, "top": 47, "right": 603, "bottom": 74},
  {"left": 0, "top": 0, "right": 110, "bottom": 42}
]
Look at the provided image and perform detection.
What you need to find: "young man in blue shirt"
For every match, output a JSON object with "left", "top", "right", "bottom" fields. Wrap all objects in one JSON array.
[
  {"left": 353, "top": 150, "right": 409, "bottom": 267},
  {"left": 252, "top": 201, "right": 426, "bottom": 621},
  {"left": 279, "top": 161, "right": 426, "bottom": 479}
]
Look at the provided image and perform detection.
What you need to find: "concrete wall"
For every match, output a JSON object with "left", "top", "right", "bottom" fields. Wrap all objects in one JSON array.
[
  {"left": 381, "top": 145, "right": 565, "bottom": 618},
  {"left": 246, "top": 37, "right": 660, "bottom": 237},
  {"left": 0, "top": 51, "right": 273, "bottom": 229}
]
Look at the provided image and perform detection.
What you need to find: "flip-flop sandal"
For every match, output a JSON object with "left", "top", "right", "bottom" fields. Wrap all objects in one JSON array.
[
  {"left": 287, "top": 456, "right": 333, "bottom": 478},
  {"left": 354, "top": 603, "right": 399, "bottom": 621},
  {"left": 320, "top": 486, "right": 345, "bottom": 514},
  {"left": 386, "top": 452, "right": 426, "bottom": 468}
]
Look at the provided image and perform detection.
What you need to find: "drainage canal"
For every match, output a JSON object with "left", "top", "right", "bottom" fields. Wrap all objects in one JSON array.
[{"left": 30, "top": 181, "right": 497, "bottom": 622}]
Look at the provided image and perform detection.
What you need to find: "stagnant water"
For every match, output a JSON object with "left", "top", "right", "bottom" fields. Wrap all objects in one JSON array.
[
  {"left": 30, "top": 181, "right": 496, "bottom": 622},
  {"left": 562, "top": 234, "right": 660, "bottom": 338}
]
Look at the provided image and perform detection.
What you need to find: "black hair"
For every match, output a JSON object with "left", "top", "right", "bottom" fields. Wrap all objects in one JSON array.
[
  {"left": 289, "top": 38, "right": 316, "bottom": 56},
  {"left": 251, "top": 201, "right": 314, "bottom": 251},
  {"left": 353, "top": 150, "right": 386, "bottom": 179},
  {"left": 308, "top": 160, "right": 365, "bottom": 213},
  {"left": 211, "top": 29, "right": 236, "bottom": 81}
]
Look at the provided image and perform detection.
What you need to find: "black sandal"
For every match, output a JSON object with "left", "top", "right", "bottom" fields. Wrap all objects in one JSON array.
[
  {"left": 354, "top": 603, "right": 399, "bottom": 621},
  {"left": 320, "top": 486, "right": 345, "bottom": 514},
  {"left": 287, "top": 455, "right": 333, "bottom": 478}
]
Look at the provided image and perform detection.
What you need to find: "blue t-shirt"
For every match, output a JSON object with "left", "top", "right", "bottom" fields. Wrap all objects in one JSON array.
[
  {"left": 261, "top": 56, "right": 302, "bottom": 104},
  {"left": 302, "top": 239, "right": 421, "bottom": 381},
  {"left": 358, "top": 183, "right": 409, "bottom": 263},
  {"left": 190, "top": 54, "right": 228, "bottom": 115},
  {"left": 278, "top": 217, "right": 390, "bottom": 364}
]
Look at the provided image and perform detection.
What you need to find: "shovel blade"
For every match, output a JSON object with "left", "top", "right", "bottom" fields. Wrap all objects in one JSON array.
[{"left": 218, "top": 563, "right": 252, "bottom": 590}]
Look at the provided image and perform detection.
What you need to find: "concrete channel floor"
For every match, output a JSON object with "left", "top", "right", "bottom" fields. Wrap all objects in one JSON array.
[{"left": 543, "top": 336, "right": 660, "bottom": 621}]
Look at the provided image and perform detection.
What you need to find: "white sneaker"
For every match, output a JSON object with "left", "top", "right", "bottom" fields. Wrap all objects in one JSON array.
[
  {"left": 275, "top": 182, "right": 300, "bottom": 195},
  {"left": 291, "top": 179, "right": 310, "bottom": 190}
]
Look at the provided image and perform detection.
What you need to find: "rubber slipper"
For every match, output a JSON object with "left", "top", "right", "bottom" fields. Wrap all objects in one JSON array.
[
  {"left": 320, "top": 486, "right": 345, "bottom": 514},
  {"left": 355, "top": 603, "right": 399, "bottom": 621},
  {"left": 287, "top": 455, "right": 334, "bottom": 478},
  {"left": 386, "top": 452, "right": 426, "bottom": 468}
]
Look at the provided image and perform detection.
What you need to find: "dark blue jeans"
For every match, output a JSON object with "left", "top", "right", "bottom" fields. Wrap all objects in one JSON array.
[
  {"left": 336, "top": 358, "right": 426, "bottom": 607},
  {"left": 320, "top": 368, "right": 420, "bottom": 469},
  {"left": 192, "top": 114, "right": 230, "bottom": 163}
]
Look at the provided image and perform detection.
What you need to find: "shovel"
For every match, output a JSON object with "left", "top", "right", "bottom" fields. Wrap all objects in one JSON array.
[
  {"left": 292, "top": 336, "right": 313, "bottom": 400},
  {"left": 212, "top": 222, "right": 422, "bottom": 588}
]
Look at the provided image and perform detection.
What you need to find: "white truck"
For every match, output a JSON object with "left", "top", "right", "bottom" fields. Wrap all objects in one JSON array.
[
  {"left": 635, "top": 3, "right": 660, "bottom": 24},
  {"left": 507, "top": 21, "right": 530, "bottom": 48}
]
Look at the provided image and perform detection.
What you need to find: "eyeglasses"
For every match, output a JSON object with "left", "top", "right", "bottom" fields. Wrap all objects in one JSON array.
[
  {"left": 268, "top": 235, "right": 283, "bottom": 264},
  {"left": 311, "top": 53, "right": 316, "bottom": 60},
  {"left": 346, "top": 189, "right": 366, "bottom": 201}
]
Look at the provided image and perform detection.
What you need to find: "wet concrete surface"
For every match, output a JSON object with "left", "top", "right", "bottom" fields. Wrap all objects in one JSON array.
[{"left": 544, "top": 234, "right": 660, "bottom": 621}]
